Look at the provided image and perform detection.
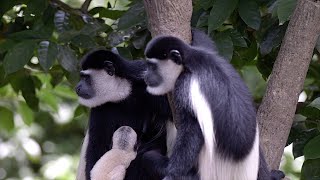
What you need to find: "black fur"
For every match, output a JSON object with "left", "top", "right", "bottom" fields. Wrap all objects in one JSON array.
[
  {"left": 144, "top": 30, "right": 284, "bottom": 179},
  {"left": 77, "top": 49, "right": 171, "bottom": 180}
]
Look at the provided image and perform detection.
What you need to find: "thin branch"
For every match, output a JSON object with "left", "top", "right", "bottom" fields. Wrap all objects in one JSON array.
[
  {"left": 49, "top": 0, "right": 94, "bottom": 18},
  {"left": 81, "top": 0, "right": 93, "bottom": 12},
  {"left": 49, "top": 0, "right": 84, "bottom": 16}
]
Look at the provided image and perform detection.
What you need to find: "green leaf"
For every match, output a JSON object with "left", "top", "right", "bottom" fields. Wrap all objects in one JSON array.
[
  {"left": 80, "top": 21, "right": 111, "bottom": 37},
  {"left": 238, "top": 0, "right": 261, "bottom": 30},
  {"left": 38, "top": 41, "right": 58, "bottom": 72},
  {"left": 100, "top": 9, "right": 125, "bottom": 20},
  {"left": 54, "top": 10, "right": 71, "bottom": 33},
  {"left": 309, "top": 98, "right": 320, "bottom": 110},
  {"left": 292, "top": 128, "right": 319, "bottom": 158},
  {"left": 3, "top": 40, "right": 37, "bottom": 74},
  {"left": 0, "top": 65, "right": 6, "bottom": 87},
  {"left": 277, "top": 0, "right": 297, "bottom": 24},
  {"left": 21, "top": 78, "right": 39, "bottom": 111},
  {"left": 208, "top": 0, "right": 238, "bottom": 32},
  {"left": 71, "top": 35, "right": 97, "bottom": 49},
  {"left": 38, "top": 89, "right": 59, "bottom": 112},
  {"left": 118, "top": 1, "right": 146, "bottom": 30},
  {"left": 8, "top": 30, "right": 51, "bottom": 40},
  {"left": 64, "top": 70, "right": 80, "bottom": 86},
  {"left": 200, "top": 0, "right": 214, "bottom": 10},
  {"left": 316, "top": 36, "right": 320, "bottom": 53},
  {"left": 24, "top": 0, "right": 48, "bottom": 19},
  {"left": 212, "top": 32, "right": 234, "bottom": 61},
  {"left": 260, "top": 23, "right": 287, "bottom": 55},
  {"left": 196, "top": 12, "right": 209, "bottom": 28},
  {"left": 53, "top": 84, "right": 78, "bottom": 100},
  {"left": 241, "top": 66, "right": 266, "bottom": 99},
  {"left": 299, "top": 98, "right": 320, "bottom": 119},
  {"left": 304, "top": 135, "right": 320, "bottom": 160},
  {"left": 0, "top": 39, "right": 17, "bottom": 54},
  {"left": 132, "top": 30, "right": 149, "bottom": 49},
  {"left": 74, "top": 105, "right": 87, "bottom": 118},
  {"left": 0, "top": 0, "right": 20, "bottom": 18},
  {"left": 0, "top": 106, "right": 14, "bottom": 131},
  {"left": 49, "top": 65, "right": 65, "bottom": 87},
  {"left": 57, "top": 45, "right": 78, "bottom": 72},
  {"left": 18, "top": 101, "right": 34, "bottom": 126},
  {"left": 9, "top": 73, "right": 39, "bottom": 111},
  {"left": 228, "top": 29, "right": 247, "bottom": 47},
  {"left": 117, "top": 47, "right": 133, "bottom": 60},
  {"left": 301, "top": 159, "right": 320, "bottom": 180}
]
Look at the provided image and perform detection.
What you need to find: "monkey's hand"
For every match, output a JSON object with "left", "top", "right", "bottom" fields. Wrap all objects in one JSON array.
[
  {"left": 271, "top": 170, "right": 285, "bottom": 180},
  {"left": 163, "top": 174, "right": 199, "bottom": 180},
  {"left": 142, "top": 150, "right": 169, "bottom": 179}
]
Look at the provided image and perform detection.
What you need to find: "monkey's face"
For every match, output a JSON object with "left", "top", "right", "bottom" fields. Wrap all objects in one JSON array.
[
  {"left": 76, "top": 60, "right": 132, "bottom": 108},
  {"left": 144, "top": 57, "right": 183, "bottom": 95},
  {"left": 144, "top": 36, "right": 188, "bottom": 95}
]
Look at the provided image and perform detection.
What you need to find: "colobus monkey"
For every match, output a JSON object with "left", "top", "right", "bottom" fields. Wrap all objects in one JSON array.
[
  {"left": 75, "top": 49, "right": 171, "bottom": 180},
  {"left": 143, "top": 30, "right": 285, "bottom": 180}
]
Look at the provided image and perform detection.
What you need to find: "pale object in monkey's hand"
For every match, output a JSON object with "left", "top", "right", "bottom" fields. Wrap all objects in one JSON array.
[{"left": 90, "top": 126, "right": 137, "bottom": 180}]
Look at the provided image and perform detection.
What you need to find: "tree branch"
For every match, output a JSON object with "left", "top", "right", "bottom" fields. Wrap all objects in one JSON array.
[
  {"left": 49, "top": 0, "right": 83, "bottom": 16},
  {"left": 81, "top": 0, "right": 93, "bottom": 12},
  {"left": 258, "top": 0, "right": 320, "bottom": 170}
]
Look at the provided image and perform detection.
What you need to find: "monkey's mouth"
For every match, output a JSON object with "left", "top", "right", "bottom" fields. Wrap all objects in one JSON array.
[
  {"left": 75, "top": 85, "right": 94, "bottom": 99},
  {"left": 144, "top": 71, "right": 163, "bottom": 88},
  {"left": 144, "top": 77, "right": 160, "bottom": 87}
]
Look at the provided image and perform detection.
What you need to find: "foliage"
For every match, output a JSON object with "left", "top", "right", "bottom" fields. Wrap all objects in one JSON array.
[{"left": 0, "top": 0, "right": 319, "bottom": 179}]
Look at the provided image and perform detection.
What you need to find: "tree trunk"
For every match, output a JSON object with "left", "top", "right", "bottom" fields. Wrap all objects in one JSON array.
[{"left": 258, "top": 0, "right": 320, "bottom": 170}]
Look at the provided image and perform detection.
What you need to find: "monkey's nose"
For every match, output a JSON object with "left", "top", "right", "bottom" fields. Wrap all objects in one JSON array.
[{"left": 75, "top": 84, "right": 82, "bottom": 95}]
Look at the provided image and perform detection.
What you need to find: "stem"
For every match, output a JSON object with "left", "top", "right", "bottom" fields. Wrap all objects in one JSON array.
[{"left": 81, "top": 0, "right": 92, "bottom": 12}]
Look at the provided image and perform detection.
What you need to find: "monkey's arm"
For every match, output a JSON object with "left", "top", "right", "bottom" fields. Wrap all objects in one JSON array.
[
  {"left": 108, "top": 166, "right": 126, "bottom": 180},
  {"left": 166, "top": 108, "right": 204, "bottom": 177}
]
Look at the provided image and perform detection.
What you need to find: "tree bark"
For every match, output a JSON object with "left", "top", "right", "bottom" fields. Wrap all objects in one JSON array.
[
  {"left": 143, "top": 0, "right": 193, "bottom": 122},
  {"left": 143, "top": 0, "right": 193, "bottom": 43},
  {"left": 258, "top": 0, "right": 320, "bottom": 170}
]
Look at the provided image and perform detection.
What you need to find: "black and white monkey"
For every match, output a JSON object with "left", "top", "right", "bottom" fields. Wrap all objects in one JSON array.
[
  {"left": 143, "top": 30, "right": 285, "bottom": 180},
  {"left": 75, "top": 49, "right": 171, "bottom": 180}
]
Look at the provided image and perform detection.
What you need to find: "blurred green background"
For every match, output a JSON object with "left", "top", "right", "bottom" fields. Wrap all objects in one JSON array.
[{"left": 0, "top": 0, "right": 320, "bottom": 179}]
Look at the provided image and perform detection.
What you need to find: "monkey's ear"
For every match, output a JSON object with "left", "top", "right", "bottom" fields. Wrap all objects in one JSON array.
[
  {"left": 104, "top": 61, "right": 115, "bottom": 76},
  {"left": 169, "top": 50, "right": 182, "bottom": 65}
]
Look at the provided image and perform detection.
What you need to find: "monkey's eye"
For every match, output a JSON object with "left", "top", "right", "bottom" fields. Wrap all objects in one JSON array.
[
  {"left": 80, "top": 72, "right": 90, "bottom": 79},
  {"left": 146, "top": 61, "right": 157, "bottom": 71}
]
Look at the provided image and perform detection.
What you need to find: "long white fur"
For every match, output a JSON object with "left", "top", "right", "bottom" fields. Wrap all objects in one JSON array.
[
  {"left": 76, "top": 131, "right": 89, "bottom": 180},
  {"left": 146, "top": 58, "right": 183, "bottom": 95},
  {"left": 78, "top": 69, "right": 132, "bottom": 108},
  {"left": 209, "top": 128, "right": 259, "bottom": 180},
  {"left": 189, "top": 77, "right": 214, "bottom": 180},
  {"left": 190, "top": 77, "right": 259, "bottom": 180},
  {"left": 166, "top": 120, "right": 177, "bottom": 157}
]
